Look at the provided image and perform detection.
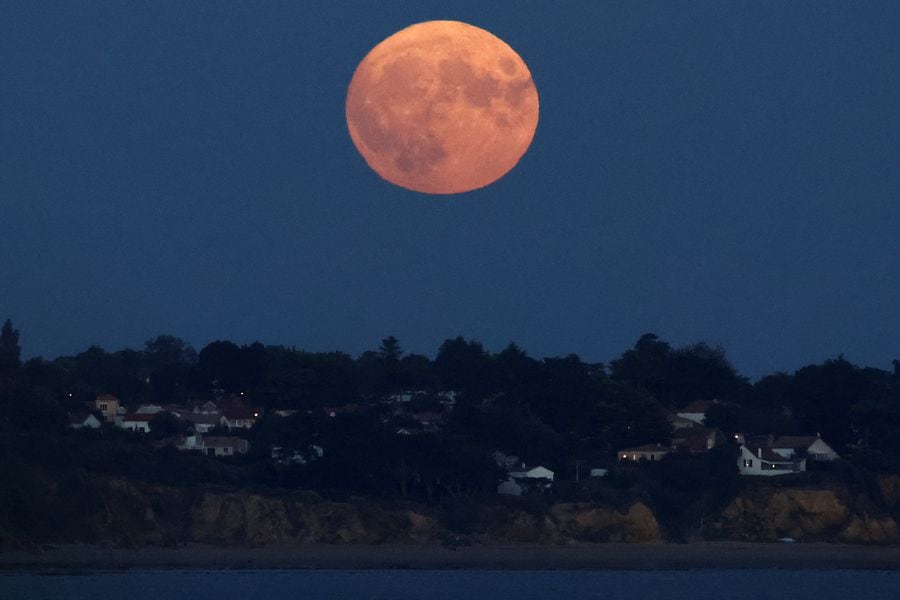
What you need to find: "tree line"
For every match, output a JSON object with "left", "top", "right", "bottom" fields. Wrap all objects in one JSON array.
[{"left": 1, "top": 319, "right": 899, "bottom": 504}]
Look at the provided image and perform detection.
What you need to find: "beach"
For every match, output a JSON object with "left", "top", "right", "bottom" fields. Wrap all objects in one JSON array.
[{"left": 3, "top": 542, "right": 900, "bottom": 572}]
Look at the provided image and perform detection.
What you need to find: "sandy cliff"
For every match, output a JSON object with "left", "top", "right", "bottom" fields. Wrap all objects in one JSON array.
[
  {"left": 3, "top": 474, "right": 899, "bottom": 548},
  {"left": 708, "top": 483, "right": 899, "bottom": 544}
]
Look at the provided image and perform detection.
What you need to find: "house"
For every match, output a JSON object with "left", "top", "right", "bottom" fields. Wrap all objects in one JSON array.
[
  {"left": 771, "top": 435, "right": 839, "bottom": 462},
  {"left": 182, "top": 412, "right": 228, "bottom": 433},
  {"left": 94, "top": 394, "right": 120, "bottom": 421},
  {"left": 162, "top": 404, "right": 191, "bottom": 417},
  {"left": 497, "top": 464, "right": 555, "bottom": 496},
  {"left": 202, "top": 435, "right": 249, "bottom": 457},
  {"left": 270, "top": 444, "right": 323, "bottom": 465},
  {"left": 222, "top": 405, "right": 258, "bottom": 429},
  {"left": 195, "top": 401, "right": 219, "bottom": 414},
  {"left": 738, "top": 444, "right": 805, "bottom": 476},
  {"left": 676, "top": 400, "right": 715, "bottom": 425},
  {"left": 671, "top": 427, "right": 723, "bottom": 454},
  {"left": 121, "top": 413, "right": 155, "bottom": 433},
  {"left": 68, "top": 412, "right": 101, "bottom": 429},
  {"left": 618, "top": 443, "right": 671, "bottom": 462},
  {"left": 135, "top": 404, "right": 164, "bottom": 414},
  {"left": 177, "top": 433, "right": 248, "bottom": 457},
  {"left": 509, "top": 465, "right": 555, "bottom": 481},
  {"left": 667, "top": 413, "right": 698, "bottom": 430}
]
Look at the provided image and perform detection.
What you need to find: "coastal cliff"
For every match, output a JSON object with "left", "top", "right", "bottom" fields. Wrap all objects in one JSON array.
[
  {"left": 1, "top": 475, "right": 661, "bottom": 548},
  {"left": 707, "top": 480, "right": 900, "bottom": 544},
  {"left": 2, "top": 474, "right": 899, "bottom": 548}
]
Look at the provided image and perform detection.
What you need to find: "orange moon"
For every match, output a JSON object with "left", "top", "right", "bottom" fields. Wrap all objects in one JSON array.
[{"left": 346, "top": 21, "right": 539, "bottom": 194}]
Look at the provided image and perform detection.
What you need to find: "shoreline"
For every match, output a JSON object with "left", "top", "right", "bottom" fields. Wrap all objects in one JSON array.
[{"left": 3, "top": 542, "right": 900, "bottom": 572}]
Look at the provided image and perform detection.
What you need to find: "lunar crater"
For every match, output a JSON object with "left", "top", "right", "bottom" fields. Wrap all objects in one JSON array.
[{"left": 347, "top": 20, "right": 538, "bottom": 194}]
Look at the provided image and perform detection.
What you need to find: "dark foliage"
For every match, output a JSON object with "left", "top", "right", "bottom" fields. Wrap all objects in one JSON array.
[{"left": 1, "top": 318, "right": 899, "bottom": 533}]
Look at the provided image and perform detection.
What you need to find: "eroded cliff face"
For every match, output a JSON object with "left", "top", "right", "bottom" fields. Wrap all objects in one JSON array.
[
  {"left": 550, "top": 502, "right": 661, "bottom": 543},
  {"left": 880, "top": 475, "right": 900, "bottom": 511},
  {"left": 0, "top": 476, "right": 662, "bottom": 548},
  {"left": 4, "top": 474, "right": 899, "bottom": 548},
  {"left": 709, "top": 486, "right": 899, "bottom": 544},
  {"left": 475, "top": 502, "right": 661, "bottom": 544}
]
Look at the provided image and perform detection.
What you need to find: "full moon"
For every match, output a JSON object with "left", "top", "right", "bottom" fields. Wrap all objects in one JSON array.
[{"left": 346, "top": 20, "right": 539, "bottom": 195}]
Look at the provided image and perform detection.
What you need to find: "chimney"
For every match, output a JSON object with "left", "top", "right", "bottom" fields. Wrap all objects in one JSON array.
[{"left": 757, "top": 447, "right": 762, "bottom": 458}]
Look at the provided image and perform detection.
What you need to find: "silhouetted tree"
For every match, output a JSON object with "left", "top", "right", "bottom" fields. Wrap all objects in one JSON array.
[
  {"left": 378, "top": 336, "right": 403, "bottom": 362},
  {"left": 144, "top": 335, "right": 200, "bottom": 403},
  {"left": 435, "top": 337, "right": 490, "bottom": 396},
  {"left": 0, "top": 319, "right": 21, "bottom": 375}
]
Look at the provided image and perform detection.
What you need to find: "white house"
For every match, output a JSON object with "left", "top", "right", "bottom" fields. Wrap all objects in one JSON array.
[
  {"left": 68, "top": 413, "right": 101, "bottom": 429},
  {"left": 182, "top": 412, "right": 228, "bottom": 433},
  {"left": 771, "top": 435, "right": 839, "bottom": 462},
  {"left": 738, "top": 444, "right": 805, "bottom": 476},
  {"left": 676, "top": 400, "right": 715, "bottom": 425},
  {"left": 120, "top": 413, "right": 154, "bottom": 433},
  {"left": 618, "top": 443, "right": 671, "bottom": 462},
  {"left": 202, "top": 435, "right": 249, "bottom": 457},
  {"left": 497, "top": 464, "right": 555, "bottom": 496},
  {"left": 509, "top": 465, "right": 555, "bottom": 481},
  {"left": 177, "top": 433, "right": 248, "bottom": 457},
  {"left": 222, "top": 408, "right": 257, "bottom": 429}
]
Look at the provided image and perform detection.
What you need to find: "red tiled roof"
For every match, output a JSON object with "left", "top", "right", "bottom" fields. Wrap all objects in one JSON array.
[
  {"left": 772, "top": 435, "right": 819, "bottom": 449},
  {"left": 184, "top": 413, "right": 224, "bottom": 426},
  {"left": 679, "top": 400, "right": 714, "bottom": 414},
  {"left": 203, "top": 436, "right": 245, "bottom": 448},
  {"left": 123, "top": 413, "right": 156, "bottom": 422},
  {"left": 619, "top": 444, "right": 671, "bottom": 453},
  {"left": 746, "top": 445, "right": 794, "bottom": 463},
  {"left": 223, "top": 407, "right": 254, "bottom": 420}
]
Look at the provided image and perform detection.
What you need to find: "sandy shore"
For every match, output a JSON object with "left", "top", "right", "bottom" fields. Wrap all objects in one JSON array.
[{"left": 3, "top": 542, "right": 900, "bottom": 572}]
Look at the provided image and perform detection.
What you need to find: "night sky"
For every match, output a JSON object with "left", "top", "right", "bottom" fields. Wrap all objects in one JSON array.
[{"left": 2, "top": 1, "right": 898, "bottom": 379}]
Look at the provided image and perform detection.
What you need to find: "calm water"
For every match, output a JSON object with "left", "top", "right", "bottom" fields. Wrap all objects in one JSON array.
[{"left": 3, "top": 570, "right": 900, "bottom": 600}]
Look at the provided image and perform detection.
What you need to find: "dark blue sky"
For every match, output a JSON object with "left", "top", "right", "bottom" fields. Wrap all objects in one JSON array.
[{"left": 2, "top": 1, "right": 898, "bottom": 379}]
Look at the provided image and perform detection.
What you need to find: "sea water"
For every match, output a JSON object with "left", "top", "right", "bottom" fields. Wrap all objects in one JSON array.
[{"left": 3, "top": 569, "right": 900, "bottom": 600}]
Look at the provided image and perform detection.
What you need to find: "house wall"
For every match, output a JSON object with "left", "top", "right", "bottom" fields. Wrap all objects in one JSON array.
[
  {"left": 737, "top": 446, "right": 805, "bottom": 476},
  {"left": 676, "top": 411, "right": 705, "bottom": 424},
  {"left": 808, "top": 439, "right": 839, "bottom": 461},
  {"left": 772, "top": 439, "right": 839, "bottom": 461},
  {"left": 95, "top": 398, "right": 119, "bottom": 420},
  {"left": 621, "top": 450, "right": 669, "bottom": 462}
]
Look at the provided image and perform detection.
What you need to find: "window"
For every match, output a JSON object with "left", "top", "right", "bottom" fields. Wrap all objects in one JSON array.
[
  {"left": 99, "top": 403, "right": 108, "bottom": 412},
  {"left": 743, "top": 459, "right": 753, "bottom": 468}
]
